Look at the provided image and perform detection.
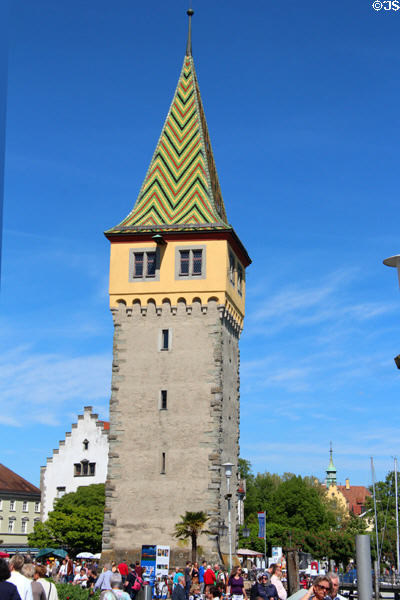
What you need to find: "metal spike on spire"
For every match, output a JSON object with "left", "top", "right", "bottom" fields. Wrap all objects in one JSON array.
[{"left": 186, "top": 8, "right": 194, "bottom": 56}]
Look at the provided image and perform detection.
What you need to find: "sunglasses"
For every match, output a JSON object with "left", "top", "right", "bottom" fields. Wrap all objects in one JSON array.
[{"left": 317, "top": 585, "right": 330, "bottom": 591}]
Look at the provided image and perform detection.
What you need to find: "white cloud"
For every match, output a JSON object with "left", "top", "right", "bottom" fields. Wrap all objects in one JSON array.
[{"left": 0, "top": 346, "right": 111, "bottom": 426}]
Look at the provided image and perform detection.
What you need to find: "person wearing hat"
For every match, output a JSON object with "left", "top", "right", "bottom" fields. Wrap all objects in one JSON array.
[{"left": 250, "top": 573, "right": 278, "bottom": 600}]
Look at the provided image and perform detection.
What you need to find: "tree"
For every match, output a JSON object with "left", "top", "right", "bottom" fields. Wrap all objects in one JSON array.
[
  {"left": 173, "top": 511, "right": 210, "bottom": 562},
  {"left": 28, "top": 484, "right": 105, "bottom": 554}
]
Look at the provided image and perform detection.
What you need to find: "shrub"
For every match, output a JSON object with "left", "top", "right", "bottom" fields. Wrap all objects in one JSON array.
[{"left": 55, "top": 583, "right": 100, "bottom": 600}]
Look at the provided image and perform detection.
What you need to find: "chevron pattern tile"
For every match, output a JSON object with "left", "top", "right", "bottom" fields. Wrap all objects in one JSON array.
[{"left": 108, "top": 57, "right": 229, "bottom": 233}]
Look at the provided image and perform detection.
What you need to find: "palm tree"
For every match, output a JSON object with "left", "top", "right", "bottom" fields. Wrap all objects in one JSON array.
[{"left": 174, "top": 511, "right": 210, "bottom": 562}]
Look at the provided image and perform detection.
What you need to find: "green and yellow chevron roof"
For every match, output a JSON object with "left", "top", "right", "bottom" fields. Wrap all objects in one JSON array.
[{"left": 107, "top": 51, "right": 230, "bottom": 234}]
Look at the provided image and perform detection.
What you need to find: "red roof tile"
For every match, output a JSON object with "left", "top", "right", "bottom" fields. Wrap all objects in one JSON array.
[{"left": 0, "top": 464, "right": 40, "bottom": 495}]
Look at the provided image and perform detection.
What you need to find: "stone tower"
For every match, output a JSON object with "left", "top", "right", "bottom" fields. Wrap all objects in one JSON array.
[
  {"left": 326, "top": 442, "right": 337, "bottom": 488},
  {"left": 102, "top": 10, "right": 251, "bottom": 565}
]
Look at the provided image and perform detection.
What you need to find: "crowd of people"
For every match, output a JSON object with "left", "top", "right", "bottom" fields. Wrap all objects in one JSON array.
[{"left": 0, "top": 553, "right": 345, "bottom": 600}]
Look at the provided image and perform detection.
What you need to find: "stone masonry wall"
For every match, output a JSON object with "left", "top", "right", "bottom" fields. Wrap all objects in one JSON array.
[{"left": 102, "top": 298, "right": 240, "bottom": 566}]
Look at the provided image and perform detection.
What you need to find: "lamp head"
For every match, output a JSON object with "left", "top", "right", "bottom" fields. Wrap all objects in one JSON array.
[{"left": 222, "top": 462, "right": 234, "bottom": 478}]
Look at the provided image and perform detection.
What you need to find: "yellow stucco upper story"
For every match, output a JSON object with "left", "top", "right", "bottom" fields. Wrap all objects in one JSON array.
[{"left": 109, "top": 237, "right": 246, "bottom": 324}]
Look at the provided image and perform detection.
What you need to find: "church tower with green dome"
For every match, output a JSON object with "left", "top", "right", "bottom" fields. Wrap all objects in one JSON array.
[{"left": 326, "top": 442, "right": 337, "bottom": 488}]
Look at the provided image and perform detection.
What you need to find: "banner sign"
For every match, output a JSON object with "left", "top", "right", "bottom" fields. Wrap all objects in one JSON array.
[{"left": 258, "top": 511, "right": 266, "bottom": 539}]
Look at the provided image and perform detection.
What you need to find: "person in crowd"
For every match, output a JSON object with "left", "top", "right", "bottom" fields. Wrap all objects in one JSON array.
[
  {"left": 118, "top": 561, "right": 129, "bottom": 583},
  {"left": 227, "top": 566, "right": 247, "bottom": 600},
  {"left": 199, "top": 561, "right": 206, "bottom": 594},
  {"left": 20, "top": 564, "right": 45, "bottom": 600},
  {"left": 172, "top": 575, "right": 186, "bottom": 600},
  {"left": 270, "top": 566, "right": 287, "bottom": 600},
  {"left": 125, "top": 564, "right": 141, "bottom": 600},
  {"left": 94, "top": 563, "right": 113, "bottom": 592},
  {"left": 66, "top": 556, "right": 74, "bottom": 584},
  {"left": 300, "top": 575, "right": 332, "bottom": 600},
  {"left": 86, "top": 568, "right": 98, "bottom": 597},
  {"left": 204, "top": 565, "right": 216, "bottom": 591},
  {"left": 191, "top": 562, "right": 199, "bottom": 585},
  {"left": 73, "top": 567, "right": 89, "bottom": 587},
  {"left": 173, "top": 567, "right": 184, "bottom": 590},
  {"left": 36, "top": 566, "right": 58, "bottom": 600},
  {"left": 216, "top": 566, "right": 227, "bottom": 592},
  {"left": 250, "top": 573, "right": 278, "bottom": 600},
  {"left": 184, "top": 562, "right": 192, "bottom": 600},
  {"left": 57, "top": 560, "right": 67, "bottom": 583},
  {"left": 135, "top": 562, "right": 144, "bottom": 578},
  {"left": 101, "top": 573, "right": 131, "bottom": 600},
  {"left": 326, "top": 573, "right": 345, "bottom": 600},
  {"left": 50, "top": 562, "right": 59, "bottom": 580},
  {"left": 0, "top": 558, "right": 22, "bottom": 600},
  {"left": 7, "top": 555, "right": 33, "bottom": 600}
]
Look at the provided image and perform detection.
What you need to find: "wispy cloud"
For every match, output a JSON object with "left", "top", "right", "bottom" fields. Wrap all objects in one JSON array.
[{"left": 0, "top": 346, "right": 111, "bottom": 426}]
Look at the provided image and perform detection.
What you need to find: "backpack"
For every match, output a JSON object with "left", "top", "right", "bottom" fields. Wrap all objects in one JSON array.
[{"left": 133, "top": 576, "right": 143, "bottom": 591}]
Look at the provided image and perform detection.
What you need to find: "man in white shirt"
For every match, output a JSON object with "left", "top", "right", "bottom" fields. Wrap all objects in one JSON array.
[
  {"left": 7, "top": 554, "right": 33, "bottom": 600},
  {"left": 326, "top": 573, "right": 345, "bottom": 600}
]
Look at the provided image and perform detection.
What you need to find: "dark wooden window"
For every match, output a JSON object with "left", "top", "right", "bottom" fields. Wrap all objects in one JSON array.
[{"left": 89, "top": 463, "right": 96, "bottom": 476}]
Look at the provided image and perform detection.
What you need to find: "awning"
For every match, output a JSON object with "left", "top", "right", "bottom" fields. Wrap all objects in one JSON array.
[{"left": 237, "top": 548, "right": 263, "bottom": 556}]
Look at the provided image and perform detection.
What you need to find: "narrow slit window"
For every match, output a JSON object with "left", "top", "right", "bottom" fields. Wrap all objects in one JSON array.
[
  {"left": 89, "top": 462, "right": 96, "bottom": 476},
  {"left": 161, "top": 452, "right": 166, "bottom": 474},
  {"left": 229, "top": 253, "right": 235, "bottom": 285},
  {"left": 237, "top": 265, "right": 243, "bottom": 295},
  {"left": 161, "top": 390, "right": 167, "bottom": 410},
  {"left": 83, "top": 439, "right": 89, "bottom": 450},
  {"left": 161, "top": 329, "right": 169, "bottom": 350},
  {"left": 82, "top": 461, "right": 89, "bottom": 476}
]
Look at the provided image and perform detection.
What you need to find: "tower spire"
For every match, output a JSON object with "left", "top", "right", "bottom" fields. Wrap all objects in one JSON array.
[
  {"left": 326, "top": 442, "right": 337, "bottom": 488},
  {"left": 186, "top": 8, "right": 194, "bottom": 56}
]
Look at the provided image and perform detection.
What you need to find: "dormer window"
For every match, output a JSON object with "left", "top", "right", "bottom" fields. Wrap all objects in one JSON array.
[{"left": 83, "top": 439, "right": 89, "bottom": 451}]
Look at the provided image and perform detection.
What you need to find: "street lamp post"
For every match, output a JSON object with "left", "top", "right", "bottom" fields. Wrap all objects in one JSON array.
[{"left": 223, "top": 462, "right": 234, "bottom": 573}]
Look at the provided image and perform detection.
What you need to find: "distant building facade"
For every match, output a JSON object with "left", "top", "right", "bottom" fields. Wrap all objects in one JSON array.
[
  {"left": 0, "top": 464, "right": 41, "bottom": 550},
  {"left": 40, "top": 406, "right": 109, "bottom": 520},
  {"left": 324, "top": 447, "right": 370, "bottom": 517}
]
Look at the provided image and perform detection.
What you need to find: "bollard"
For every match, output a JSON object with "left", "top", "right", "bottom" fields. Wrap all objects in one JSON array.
[
  {"left": 374, "top": 561, "right": 380, "bottom": 600},
  {"left": 356, "top": 535, "right": 373, "bottom": 600}
]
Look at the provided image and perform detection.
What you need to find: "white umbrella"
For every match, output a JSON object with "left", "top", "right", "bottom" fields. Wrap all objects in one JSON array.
[
  {"left": 93, "top": 553, "right": 101, "bottom": 559},
  {"left": 76, "top": 552, "right": 94, "bottom": 559}
]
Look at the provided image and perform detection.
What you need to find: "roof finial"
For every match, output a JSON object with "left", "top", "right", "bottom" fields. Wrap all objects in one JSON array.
[{"left": 186, "top": 8, "right": 194, "bottom": 56}]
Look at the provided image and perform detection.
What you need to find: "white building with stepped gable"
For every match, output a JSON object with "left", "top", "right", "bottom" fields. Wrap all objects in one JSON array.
[{"left": 40, "top": 406, "right": 109, "bottom": 520}]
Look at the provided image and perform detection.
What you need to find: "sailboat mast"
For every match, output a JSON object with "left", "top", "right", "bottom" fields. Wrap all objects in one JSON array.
[
  {"left": 395, "top": 457, "right": 400, "bottom": 574},
  {"left": 371, "top": 457, "right": 380, "bottom": 575}
]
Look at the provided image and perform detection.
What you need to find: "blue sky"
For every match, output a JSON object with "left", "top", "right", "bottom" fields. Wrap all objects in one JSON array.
[{"left": 1, "top": 0, "right": 400, "bottom": 489}]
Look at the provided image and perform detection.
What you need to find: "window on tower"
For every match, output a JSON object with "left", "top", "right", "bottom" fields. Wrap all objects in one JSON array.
[
  {"left": 229, "top": 252, "right": 235, "bottom": 285},
  {"left": 237, "top": 264, "right": 243, "bottom": 295},
  {"left": 161, "top": 452, "right": 166, "bottom": 474},
  {"left": 161, "top": 329, "right": 170, "bottom": 351},
  {"left": 175, "top": 246, "right": 206, "bottom": 279},
  {"left": 180, "top": 250, "right": 190, "bottom": 275},
  {"left": 160, "top": 390, "right": 167, "bottom": 410},
  {"left": 129, "top": 248, "right": 160, "bottom": 282}
]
